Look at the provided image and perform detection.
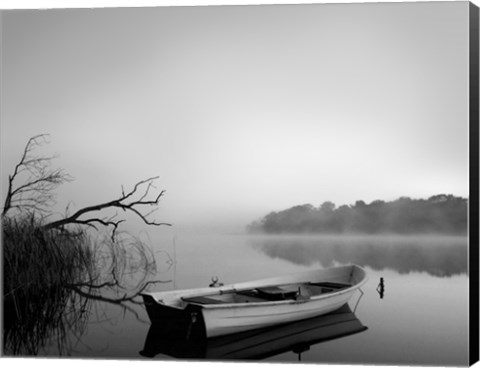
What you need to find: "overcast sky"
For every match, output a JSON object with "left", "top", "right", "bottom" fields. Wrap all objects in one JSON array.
[{"left": 0, "top": 2, "right": 470, "bottom": 233}]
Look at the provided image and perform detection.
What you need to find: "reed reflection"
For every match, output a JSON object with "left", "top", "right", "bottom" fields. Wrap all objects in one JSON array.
[{"left": 2, "top": 226, "right": 168, "bottom": 356}]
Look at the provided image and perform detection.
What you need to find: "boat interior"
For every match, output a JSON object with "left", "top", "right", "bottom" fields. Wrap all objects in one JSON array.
[{"left": 181, "top": 281, "right": 351, "bottom": 305}]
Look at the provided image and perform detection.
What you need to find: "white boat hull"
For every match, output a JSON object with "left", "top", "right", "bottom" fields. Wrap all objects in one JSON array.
[
  {"left": 142, "top": 264, "right": 367, "bottom": 338},
  {"left": 202, "top": 289, "right": 356, "bottom": 337}
]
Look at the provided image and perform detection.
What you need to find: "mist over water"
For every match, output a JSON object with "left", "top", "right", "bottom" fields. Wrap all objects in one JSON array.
[{"left": 2, "top": 230, "right": 469, "bottom": 365}]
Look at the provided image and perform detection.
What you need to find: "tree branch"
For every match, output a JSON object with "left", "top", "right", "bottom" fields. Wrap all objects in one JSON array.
[
  {"left": 2, "top": 134, "right": 71, "bottom": 218},
  {"left": 43, "top": 177, "right": 171, "bottom": 240}
]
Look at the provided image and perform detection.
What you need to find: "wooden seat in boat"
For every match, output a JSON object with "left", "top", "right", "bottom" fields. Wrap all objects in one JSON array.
[
  {"left": 182, "top": 296, "right": 227, "bottom": 305},
  {"left": 309, "top": 282, "right": 351, "bottom": 289}
]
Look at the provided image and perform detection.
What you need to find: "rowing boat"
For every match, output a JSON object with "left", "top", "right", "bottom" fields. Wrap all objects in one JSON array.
[{"left": 142, "top": 264, "right": 367, "bottom": 338}]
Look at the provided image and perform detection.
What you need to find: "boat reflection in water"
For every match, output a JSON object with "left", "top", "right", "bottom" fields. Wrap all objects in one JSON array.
[{"left": 139, "top": 303, "right": 367, "bottom": 361}]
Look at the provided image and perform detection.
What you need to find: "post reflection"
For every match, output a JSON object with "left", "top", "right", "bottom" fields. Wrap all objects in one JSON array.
[{"left": 376, "top": 277, "right": 385, "bottom": 299}]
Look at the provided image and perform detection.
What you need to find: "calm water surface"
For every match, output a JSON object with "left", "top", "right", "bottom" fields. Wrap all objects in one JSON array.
[{"left": 40, "top": 232, "right": 469, "bottom": 366}]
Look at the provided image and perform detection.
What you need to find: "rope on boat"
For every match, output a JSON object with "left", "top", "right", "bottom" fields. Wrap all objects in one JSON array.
[
  {"left": 173, "top": 235, "right": 177, "bottom": 290},
  {"left": 353, "top": 287, "right": 364, "bottom": 313},
  {"left": 185, "top": 311, "right": 198, "bottom": 341}
]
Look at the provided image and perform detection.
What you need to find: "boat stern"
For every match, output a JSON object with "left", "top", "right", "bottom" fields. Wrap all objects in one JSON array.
[{"left": 142, "top": 293, "right": 187, "bottom": 322}]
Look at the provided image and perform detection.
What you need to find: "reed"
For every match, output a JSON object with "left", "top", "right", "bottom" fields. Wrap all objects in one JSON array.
[
  {"left": 2, "top": 215, "right": 94, "bottom": 355},
  {"left": 2, "top": 214, "right": 162, "bottom": 355},
  {"left": 3, "top": 216, "right": 93, "bottom": 302}
]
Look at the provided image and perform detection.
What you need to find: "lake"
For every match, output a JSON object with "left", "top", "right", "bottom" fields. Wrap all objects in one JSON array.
[{"left": 13, "top": 231, "right": 470, "bottom": 366}]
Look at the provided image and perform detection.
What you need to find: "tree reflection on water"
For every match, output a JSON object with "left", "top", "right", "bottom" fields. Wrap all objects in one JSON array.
[
  {"left": 250, "top": 235, "right": 467, "bottom": 277},
  {"left": 3, "top": 279, "right": 169, "bottom": 356}
]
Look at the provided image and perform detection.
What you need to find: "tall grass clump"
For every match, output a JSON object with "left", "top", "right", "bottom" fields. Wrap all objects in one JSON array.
[
  {"left": 2, "top": 215, "right": 94, "bottom": 355},
  {"left": 2, "top": 215, "right": 164, "bottom": 355}
]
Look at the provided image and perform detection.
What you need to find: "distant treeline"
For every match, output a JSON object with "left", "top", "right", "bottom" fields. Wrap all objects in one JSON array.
[{"left": 247, "top": 194, "right": 468, "bottom": 235}]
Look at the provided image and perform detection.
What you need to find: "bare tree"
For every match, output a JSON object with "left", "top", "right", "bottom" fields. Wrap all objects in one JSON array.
[
  {"left": 2, "top": 134, "right": 171, "bottom": 240},
  {"left": 2, "top": 135, "right": 174, "bottom": 354},
  {"left": 2, "top": 134, "right": 71, "bottom": 218}
]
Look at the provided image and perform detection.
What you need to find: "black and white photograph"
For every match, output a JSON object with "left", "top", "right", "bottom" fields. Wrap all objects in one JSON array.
[{"left": 1, "top": 0, "right": 478, "bottom": 366}]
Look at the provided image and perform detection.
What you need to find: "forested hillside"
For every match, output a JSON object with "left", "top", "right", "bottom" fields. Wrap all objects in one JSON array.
[{"left": 247, "top": 195, "right": 468, "bottom": 235}]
